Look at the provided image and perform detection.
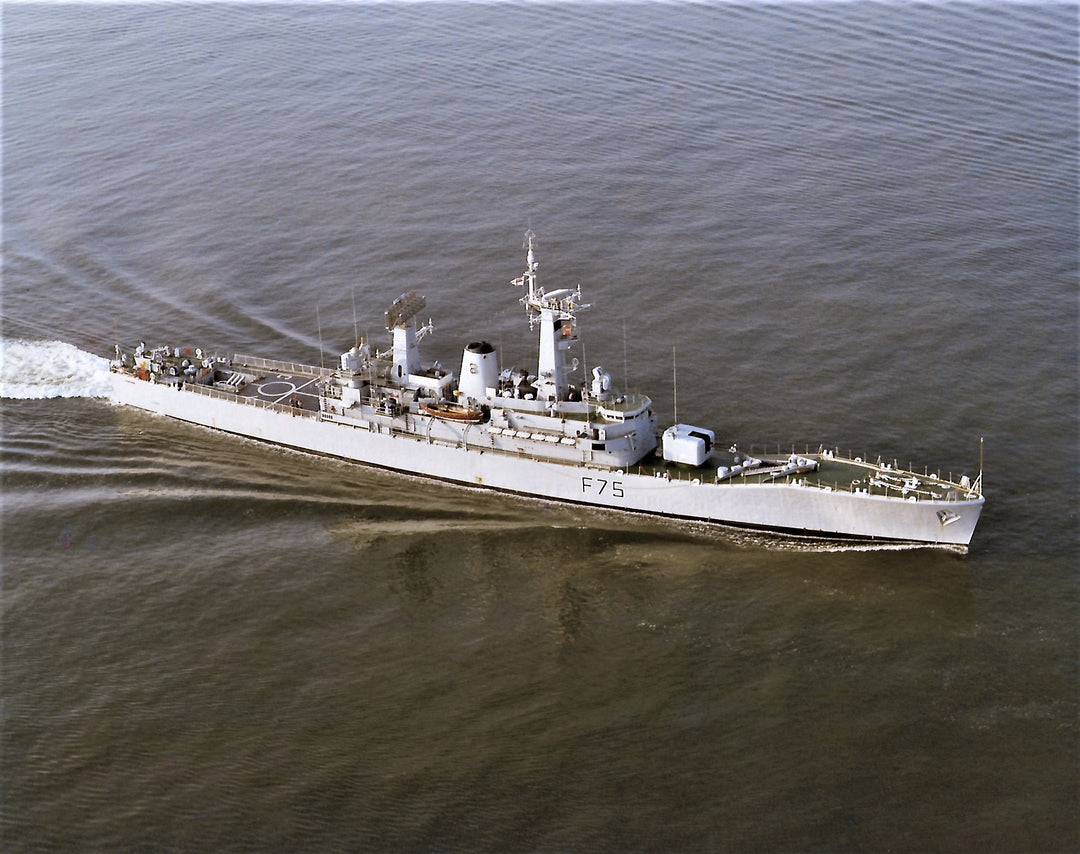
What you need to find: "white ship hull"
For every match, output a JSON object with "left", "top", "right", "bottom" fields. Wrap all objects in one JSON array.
[{"left": 109, "top": 370, "right": 983, "bottom": 548}]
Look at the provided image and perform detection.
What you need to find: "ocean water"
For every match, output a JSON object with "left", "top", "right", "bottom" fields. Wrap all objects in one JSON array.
[{"left": 2, "top": 3, "right": 1077, "bottom": 851}]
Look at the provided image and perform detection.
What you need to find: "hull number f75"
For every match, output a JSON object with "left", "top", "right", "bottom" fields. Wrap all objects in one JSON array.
[{"left": 581, "top": 476, "right": 624, "bottom": 498}]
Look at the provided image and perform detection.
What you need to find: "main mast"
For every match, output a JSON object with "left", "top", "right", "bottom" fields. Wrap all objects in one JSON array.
[{"left": 511, "top": 230, "right": 589, "bottom": 403}]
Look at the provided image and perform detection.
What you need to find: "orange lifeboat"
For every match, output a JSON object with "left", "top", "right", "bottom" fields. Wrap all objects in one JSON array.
[{"left": 421, "top": 401, "right": 485, "bottom": 423}]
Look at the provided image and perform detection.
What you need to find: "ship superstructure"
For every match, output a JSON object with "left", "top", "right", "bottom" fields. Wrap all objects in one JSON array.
[{"left": 108, "top": 233, "right": 984, "bottom": 549}]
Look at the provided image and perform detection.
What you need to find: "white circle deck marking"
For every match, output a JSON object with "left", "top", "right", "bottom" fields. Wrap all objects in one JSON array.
[{"left": 258, "top": 381, "right": 296, "bottom": 397}]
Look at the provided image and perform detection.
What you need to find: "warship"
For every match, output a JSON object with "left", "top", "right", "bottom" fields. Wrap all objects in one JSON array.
[{"left": 108, "top": 232, "right": 984, "bottom": 549}]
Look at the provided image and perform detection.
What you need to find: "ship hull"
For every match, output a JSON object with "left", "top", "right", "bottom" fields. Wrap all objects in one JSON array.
[{"left": 109, "top": 371, "right": 983, "bottom": 549}]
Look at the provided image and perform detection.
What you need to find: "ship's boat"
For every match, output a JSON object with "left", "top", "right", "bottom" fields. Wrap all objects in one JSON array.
[{"left": 422, "top": 401, "right": 486, "bottom": 423}]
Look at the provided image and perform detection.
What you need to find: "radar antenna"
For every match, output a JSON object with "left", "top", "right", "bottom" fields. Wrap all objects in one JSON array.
[{"left": 384, "top": 291, "right": 427, "bottom": 330}]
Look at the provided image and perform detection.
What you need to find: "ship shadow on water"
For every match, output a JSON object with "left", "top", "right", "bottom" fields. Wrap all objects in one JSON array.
[{"left": 324, "top": 477, "right": 977, "bottom": 642}]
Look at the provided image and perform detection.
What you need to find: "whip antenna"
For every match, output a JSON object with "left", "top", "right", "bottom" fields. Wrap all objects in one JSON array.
[
  {"left": 317, "top": 303, "right": 324, "bottom": 371},
  {"left": 352, "top": 287, "right": 359, "bottom": 349},
  {"left": 672, "top": 345, "right": 678, "bottom": 424}
]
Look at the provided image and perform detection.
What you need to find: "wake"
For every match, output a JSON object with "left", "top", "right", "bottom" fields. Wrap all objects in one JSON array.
[{"left": 0, "top": 338, "right": 113, "bottom": 399}]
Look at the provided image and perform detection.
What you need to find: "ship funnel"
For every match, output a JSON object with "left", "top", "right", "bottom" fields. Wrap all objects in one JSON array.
[{"left": 458, "top": 341, "right": 498, "bottom": 402}]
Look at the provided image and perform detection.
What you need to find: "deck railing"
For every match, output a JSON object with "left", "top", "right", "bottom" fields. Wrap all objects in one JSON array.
[
  {"left": 232, "top": 354, "right": 335, "bottom": 377},
  {"left": 742, "top": 442, "right": 977, "bottom": 490},
  {"left": 183, "top": 380, "right": 319, "bottom": 418},
  {"left": 175, "top": 378, "right": 981, "bottom": 501}
]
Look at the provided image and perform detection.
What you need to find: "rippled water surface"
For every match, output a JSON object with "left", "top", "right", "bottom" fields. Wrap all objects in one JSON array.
[{"left": 3, "top": 4, "right": 1077, "bottom": 852}]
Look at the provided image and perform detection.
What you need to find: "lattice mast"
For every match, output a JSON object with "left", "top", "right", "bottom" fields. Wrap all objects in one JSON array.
[{"left": 511, "top": 231, "right": 589, "bottom": 402}]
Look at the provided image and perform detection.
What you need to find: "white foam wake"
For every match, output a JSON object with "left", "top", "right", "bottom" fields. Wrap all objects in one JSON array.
[{"left": 0, "top": 339, "right": 113, "bottom": 399}]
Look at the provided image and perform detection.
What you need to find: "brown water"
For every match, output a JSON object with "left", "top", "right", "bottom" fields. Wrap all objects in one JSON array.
[{"left": 3, "top": 4, "right": 1077, "bottom": 851}]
